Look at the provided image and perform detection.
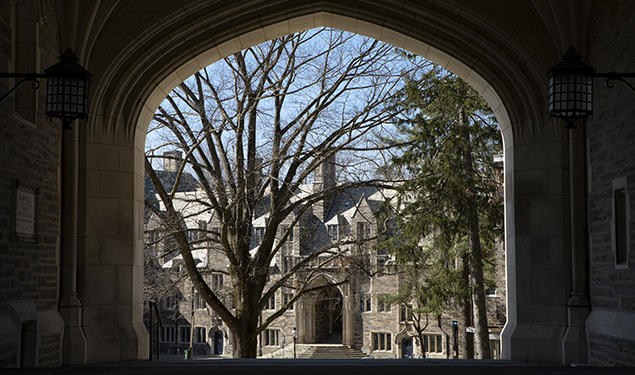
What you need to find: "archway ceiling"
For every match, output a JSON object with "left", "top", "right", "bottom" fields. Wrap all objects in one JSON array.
[{"left": 57, "top": 0, "right": 576, "bottom": 140}]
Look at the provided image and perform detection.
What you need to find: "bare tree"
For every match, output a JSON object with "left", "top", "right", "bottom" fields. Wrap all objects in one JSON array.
[{"left": 145, "top": 28, "right": 424, "bottom": 357}]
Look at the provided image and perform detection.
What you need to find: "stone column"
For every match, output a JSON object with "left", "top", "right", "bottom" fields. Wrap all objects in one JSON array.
[
  {"left": 561, "top": 125, "right": 590, "bottom": 364},
  {"left": 296, "top": 298, "right": 307, "bottom": 343},
  {"left": 306, "top": 300, "right": 315, "bottom": 343},
  {"left": 500, "top": 123, "right": 572, "bottom": 364},
  {"left": 342, "top": 290, "right": 354, "bottom": 347},
  {"left": 58, "top": 125, "right": 87, "bottom": 364},
  {"left": 75, "top": 126, "right": 148, "bottom": 363}
]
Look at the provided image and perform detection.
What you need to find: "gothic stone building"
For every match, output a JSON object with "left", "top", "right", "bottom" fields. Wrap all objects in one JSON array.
[{"left": 145, "top": 153, "right": 506, "bottom": 359}]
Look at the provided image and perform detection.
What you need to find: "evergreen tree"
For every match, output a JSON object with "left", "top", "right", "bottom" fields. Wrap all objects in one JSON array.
[{"left": 381, "top": 66, "right": 503, "bottom": 359}]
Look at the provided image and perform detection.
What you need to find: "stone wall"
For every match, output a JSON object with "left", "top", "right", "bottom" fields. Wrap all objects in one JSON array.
[
  {"left": 0, "top": 0, "right": 63, "bottom": 368},
  {"left": 361, "top": 272, "right": 399, "bottom": 358},
  {"left": 585, "top": 0, "right": 635, "bottom": 366}
]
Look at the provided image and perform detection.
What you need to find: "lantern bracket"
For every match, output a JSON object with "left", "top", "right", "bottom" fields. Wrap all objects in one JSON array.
[
  {"left": 0, "top": 73, "right": 48, "bottom": 102},
  {"left": 596, "top": 72, "right": 635, "bottom": 94}
]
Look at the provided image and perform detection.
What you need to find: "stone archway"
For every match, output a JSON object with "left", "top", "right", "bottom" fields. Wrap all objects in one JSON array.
[
  {"left": 66, "top": 0, "right": 582, "bottom": 364},
  {"left": 312, "top": 284, "right": 343, "bottom": 344},
  {"left": 296, "top": 275, "right": 349, "bottom": 345},
  {"left": 212, "top": 329, "right": 225, "bottom": 356}
]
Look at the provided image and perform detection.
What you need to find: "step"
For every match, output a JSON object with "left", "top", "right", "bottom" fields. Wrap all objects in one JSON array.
[{"left": 296, "top": 344, "right": 366, "bottom": 359}]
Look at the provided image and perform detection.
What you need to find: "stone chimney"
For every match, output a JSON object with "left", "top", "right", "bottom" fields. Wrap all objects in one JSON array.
[
  {"left": 313, "top": 153, "right": 336, "bottom": 221},
  {"left": 163, "top": 150, "right": 182, "bottom": 172}
]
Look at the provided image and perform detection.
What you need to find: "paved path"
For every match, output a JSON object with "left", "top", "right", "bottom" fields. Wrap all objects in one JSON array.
[{"left": 6, "top": 359, "right": 633, "bottom": 374}]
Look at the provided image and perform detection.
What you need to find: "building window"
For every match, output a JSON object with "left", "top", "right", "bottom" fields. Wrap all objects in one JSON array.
[
  {"left": 212, "top": 274, "right": 224, "bottom": 289},
  {"left": 378, "top": 296, "right": 391, "bottom": 312},
  {"left": 357, "top": 222, "right": 371, "bottom": 240},
  {"left": 327, "top": 224, "right": 339, "bottom": 242},
  {"left": 160, "top": 326, "right": 176, "bottom": 343},
  {"left": 490, "top": 338, "right": 501, "bottom": 359},
  {"left": 254, "top": 227, "right": 266, "bottom": 244},
  {"left": 612, "top": 177, "right": 630, "bottom": 268},
  {"left": 281, "top": 225, "right": 294, "bottom": 250},
  {"left": 282, "top": 292, "right": 294, "bottom": 310},
  {"left": 485, "top": 288, "right": 497, "bottom": 297},
  {"left": 194, "top": 291, "right": 206, "bottom": 310},
  {"left": 371, "top": 332, "right": 392, "bottom": 351},
  {"left": 287, "top": 225, "right": 294, "bottom": 242},
  {"left": 400, "top": 305, "right": 412, "bottom": 322},
  {"left": 211, "top": 226, "right": 221, "bottom": 241},
  {"left": 360, "top": 295, "right": 371, "bottom": 312},
  {"left": 194, "top": 326, "right": 207, "bottom": 344},
  {"left": 163, "top": 295, "right": 177, "bottom": 310},
  {"left": 423, "top": 334, "right": 443, "bottom": 353},
  {"left": 195, "top": 220, "right": 207, "bottom": 242},
  {"left": 263, "top": 329, "right": 280, "bottom": 346},
  {"left": 264, "top": 294, "right": 276, "bottom": 310},
  {"left": 178, "top": 326, "right": 191, "bottom": 343}
]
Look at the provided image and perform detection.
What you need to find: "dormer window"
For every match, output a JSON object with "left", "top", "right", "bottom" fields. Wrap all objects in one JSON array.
[
  {"left": 357, "top": 222, "right": 370, "bottom": 240},
  {"left": 327, "top": 224, "right": 339, "bottom": 242}
]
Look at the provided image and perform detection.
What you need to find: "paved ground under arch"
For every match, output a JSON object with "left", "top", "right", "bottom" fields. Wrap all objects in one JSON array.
[{"left": 7, "top": 359, "right": 633, "bottom": 374}]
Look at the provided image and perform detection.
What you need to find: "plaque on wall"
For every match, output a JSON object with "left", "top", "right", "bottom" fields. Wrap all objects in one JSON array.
[{"left": 12, "top": 180, "right": 39, "bottom": 243}]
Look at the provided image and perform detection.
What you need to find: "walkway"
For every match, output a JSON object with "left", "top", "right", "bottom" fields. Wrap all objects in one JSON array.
[{"left": 5, "top": 359, "right": 633, "bottom": 374}]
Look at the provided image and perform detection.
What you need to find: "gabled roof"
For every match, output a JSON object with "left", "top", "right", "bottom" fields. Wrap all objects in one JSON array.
[
  {"left": 145, "top": 170, "right": 200, "bottom": 197},
  {"left": 325, "top": 185, "right": 395, "bottom": 223},
  {"left": 161, "top": 249, "right": 208, "bottom": 269},
  {"left": 144, "top": 170, "right": 200, "bottom": 223}
]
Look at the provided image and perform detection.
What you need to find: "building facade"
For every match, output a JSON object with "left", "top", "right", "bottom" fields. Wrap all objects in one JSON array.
[{"left": 145, "top": 153, "right": 506, "bottom": 359}]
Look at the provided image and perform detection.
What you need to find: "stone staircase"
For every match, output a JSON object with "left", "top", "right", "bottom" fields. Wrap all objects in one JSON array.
[{"left": 296, "top": 344, "right": 367, "bottom": 359}]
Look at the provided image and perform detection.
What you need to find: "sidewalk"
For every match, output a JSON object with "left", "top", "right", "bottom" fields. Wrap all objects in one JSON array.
[{"left": 4, "top": 359, "right": 633, "bottom": 375}]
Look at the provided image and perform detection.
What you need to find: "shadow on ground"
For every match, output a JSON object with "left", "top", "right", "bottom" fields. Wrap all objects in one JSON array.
[{"left": 7, "top": 359, "right": 634, "bottom": 374}]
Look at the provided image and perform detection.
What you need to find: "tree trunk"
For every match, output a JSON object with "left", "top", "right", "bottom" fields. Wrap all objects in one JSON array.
[
  {"left": 231, "top": 331, "right": 258, "bottom": 358},
  {"left": 460, "top": 254, "right": 474, "bottom": 359},
  {"left": 467, "top": 205, "right": 491, "bottom": 358},
  {"left": 231, "top": 317, "right": 259, "bottom": 358},
  {"left": 460, "top": 108, "right": 491, "bottom": 359},
  {"left": 229, "top": 284, "right": 261, "bottom": 358}
]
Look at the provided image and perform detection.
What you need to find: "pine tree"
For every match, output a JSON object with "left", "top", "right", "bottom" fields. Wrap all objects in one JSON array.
[{"left": 381, "top": 66, "right": 503, "bottom": 359}]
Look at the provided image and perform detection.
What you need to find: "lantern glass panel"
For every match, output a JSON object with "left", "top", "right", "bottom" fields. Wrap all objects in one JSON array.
[
  {"left": 46, "top": 75, "right": 89, "bottom": 120},
  {"left": 548, "top": 69, "right": 593, "bottom": 120}
]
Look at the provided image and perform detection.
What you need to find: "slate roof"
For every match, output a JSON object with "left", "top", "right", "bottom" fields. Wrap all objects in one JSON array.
[
  {"left": 144, "top": 170, "right": 200, "bottom": 223},
  {"left": 325, "top": 185, "right": 396, "bottom": 222},
  {"left": 144, "top": 170, "right": 200, "bottom": 197}
]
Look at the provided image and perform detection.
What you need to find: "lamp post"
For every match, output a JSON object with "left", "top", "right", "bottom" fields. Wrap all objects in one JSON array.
[
  {"left": 1, "top": 48, "right": 91, "bottom": 128},
  {"left": 292, "top": 327, "right": 297, "bottom": 359}
]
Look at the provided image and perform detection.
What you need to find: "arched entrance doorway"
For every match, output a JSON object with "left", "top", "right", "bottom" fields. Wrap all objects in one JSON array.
[
  {"left": 401, "top": 337, "right": 414, "bottom": 359},
  {"left": 213, "top": 330, "right": 224, "bottom": 356},
  {"left": 313, "top": 285, "right": 343, "bottom": 344},
  {"left": 296, "top": 276, "right": 349, "bottom": 345}
]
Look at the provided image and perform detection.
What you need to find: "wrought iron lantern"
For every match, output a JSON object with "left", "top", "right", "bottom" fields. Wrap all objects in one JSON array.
[
  {"left": 0, "top": 48, "right": 90, "bottom": 128},
  {"left": 44, "top": 49, "right": 91, "bottom": 128},
  {"left": 548, "top": 46, "right": 595, "bottom": 127},
  {"left": 548, "top": 46, "right": 635, "bottom": 127}
]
